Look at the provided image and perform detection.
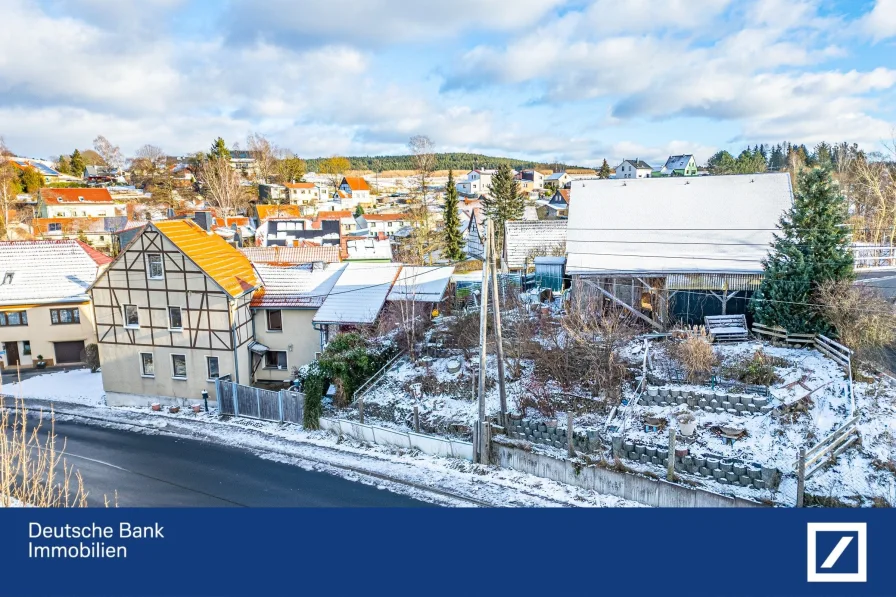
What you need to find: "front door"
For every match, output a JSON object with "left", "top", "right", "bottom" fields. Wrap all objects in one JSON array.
[{"left": 4, "top": 341, "right": 20, "bottom": 366}]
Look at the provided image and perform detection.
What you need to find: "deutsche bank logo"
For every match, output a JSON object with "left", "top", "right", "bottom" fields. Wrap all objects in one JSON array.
[{"left": 807, "top": 523, "right": 867, "bottom": 583}]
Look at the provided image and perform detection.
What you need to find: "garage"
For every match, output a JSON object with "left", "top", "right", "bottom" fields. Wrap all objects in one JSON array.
[{"left": 54, "top": 340, "right": 86, "bottom": 364}]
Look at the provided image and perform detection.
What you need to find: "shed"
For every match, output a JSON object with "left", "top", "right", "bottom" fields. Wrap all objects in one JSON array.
[
  {"left": 534, "top": 256, "right": 566, "bottom": 292},
  {"left": 503, "top": 220, "right": 567, "bottom": 271}
]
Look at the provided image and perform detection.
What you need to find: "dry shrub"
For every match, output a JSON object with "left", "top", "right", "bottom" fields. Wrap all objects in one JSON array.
[
  {"left": 723, "top": 349, "right": 784, "bottom": 385},
  {"left": 0, "top": 397, "right": 91, "bottom": 507},
  {"left": 441, "top": 311, "right": 482, "bottom": 356},
  {"left": 453, "top": 259, "right": 483, "bottom": 274},
  {"left": 816, "top": 280, "right": 896, "bottom": 372},
  {"left": 672, "top": 327, "right": 717, "bottom": 382},
  {"left": 516, "top": 378, "right": 557, "bottom": 418}
]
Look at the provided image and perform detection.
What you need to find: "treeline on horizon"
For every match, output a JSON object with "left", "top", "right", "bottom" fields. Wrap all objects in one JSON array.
[
  {"left": 304, "top": 152, "right": 586, "bottom": 173},
  {"left": 705, "top": 141, "right": 886, "bottom": 175}
]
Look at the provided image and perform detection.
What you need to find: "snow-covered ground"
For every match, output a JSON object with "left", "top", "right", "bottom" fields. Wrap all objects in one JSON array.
[{"left": 1, "top": 369, "right": 105, "bottom": 407}]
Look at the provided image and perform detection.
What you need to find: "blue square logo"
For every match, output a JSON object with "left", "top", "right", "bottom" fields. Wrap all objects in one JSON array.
[{"left": 807, "top": 523, "right": 867, "bottom": 583}]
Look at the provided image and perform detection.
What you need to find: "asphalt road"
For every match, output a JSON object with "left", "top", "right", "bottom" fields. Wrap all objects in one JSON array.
[{"left": 19, "top": 419, "right": 433, "bottom": 507}]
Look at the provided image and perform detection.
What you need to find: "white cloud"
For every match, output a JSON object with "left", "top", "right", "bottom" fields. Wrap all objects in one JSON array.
[{"left": 858, "top": 0, "right": 896, "bottom": 41}]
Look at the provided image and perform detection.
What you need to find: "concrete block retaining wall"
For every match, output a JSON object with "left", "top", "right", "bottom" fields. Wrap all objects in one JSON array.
[
  {"left": 642, "top": 386, "right": 773, "bottom": 416},
  {"left": 504, "top": 417, "right": 598, "bottom": 452},
  {"left": 492, "top": 441, "right": 765, "bottom": 508}
]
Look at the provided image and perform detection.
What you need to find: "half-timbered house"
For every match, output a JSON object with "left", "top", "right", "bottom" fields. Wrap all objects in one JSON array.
[{"left": 89, "top": 220, "right": 259, "bottom": 406}]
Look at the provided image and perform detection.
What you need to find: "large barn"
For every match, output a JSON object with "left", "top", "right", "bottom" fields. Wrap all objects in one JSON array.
[{"left": 565, "top": 173, "right": 793, "bottom": 328}]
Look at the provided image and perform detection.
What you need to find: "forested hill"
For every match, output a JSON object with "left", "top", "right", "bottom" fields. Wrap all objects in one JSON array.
[{"left": 305, "top": 153, "right": 586, "bottom": 173}]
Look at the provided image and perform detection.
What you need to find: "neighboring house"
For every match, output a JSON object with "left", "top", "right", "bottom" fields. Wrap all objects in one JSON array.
[
  {"left": 520, "top": 169, "right": 546, "bottom": 188},
  {"left": 251, "top": 203, "right": 303, "bottom": 225},
  {"left": 240, "top": 246, "right": 341, "bottom": 265},
  {"left": 32, "top": 216, "right": 135, "bottom": 253},
  {"left": 284, "top": 182, "right": 322, "bottom": 207},
  {"left": 250, "top": 262, "right": 347, "bottom": 382},
  {"left": 464, "top": 210, "right": 485, "bottom": 259},
  {"left": 312, "top": 262, "right": 402, "bottom": 347},
  {"left": 0, "top": 240, "right": 111, "bottom": 369},
  {"left": 355, "top": 213, "right": 413, "bottom": 237},
  {"left": 545, "top": 188, "right": 570, "bottom": 217},
  {"left": 343, "top": 237, "right": 393, "bottom": 261},
  {"left": 11, "top": 159, "right": 62, "bottom": 183},
  {"left": 545, "top": 172, "right": 571, "bottom": 188},
  {"left": 230, "top": 150, "right": 257, "bottom": 176},
  {"left": 503, "top": 220, "right": 567, "bottom": 272},
  {"left": 617, "top": 159, "right": 653, "bottom": 179},
  {"left": 456, "top": 169, "right": 496, "bottom": 195},
  {"left": 89, "top": 220, "right": 259, "bottom": 406},
  {"left": 565, "top": 173, "right": 794, "bottom": 327},
  {"left": 656, "top": 155, "right": 698, "bottom": 177},
  {"left": 38, "top": 188, "right": 124, "bottom": 218},
  {"left": 255, "top": 218, "right": 340, "bottom": 248},
  {"left": 258, "top": 184, "right": 288, "bottom": 203},
  {"left": 338, "top": 177, "right": 372, "bottom": 206},
  {"left": 84, "top": 165, "right": 124, "bottom": 183}
]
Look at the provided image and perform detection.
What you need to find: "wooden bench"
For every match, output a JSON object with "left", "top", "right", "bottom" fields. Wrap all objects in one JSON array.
[{"left": 704, "top": 314, "right": 749, "bottom": 343}]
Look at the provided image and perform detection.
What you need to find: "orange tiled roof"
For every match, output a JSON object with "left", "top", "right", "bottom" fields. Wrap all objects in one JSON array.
[
  {"left": 341, "top": 176, "right": 370, "bottom": 192},
  {"left": 213, "top": 216, "right": 250, "bottom": 229},
  {"left": 40, "top": 188, "right": 114, "bottom": 204},
  {"left": 316, "top": 210, "right": 352, "bottom": 220},
  {"left": 154, "top": 220, "right": 257, "bottom": 297},
  {"left": 363, "top": 213, "right": 406, "bottom": 221},
  {"left": 284, "top": 182, "right": 316, "bottom": 189},
  {"left": 256, "top": 204, "right": 303, "bottom": 221}
]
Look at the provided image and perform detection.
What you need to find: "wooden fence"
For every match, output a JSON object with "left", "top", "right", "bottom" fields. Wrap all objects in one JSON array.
[
  {"left": 795, "top": 413, "right": 861, "bottom": 481},
  {"left": 216, "top": 378, "right": 304, "bottom": 425}
]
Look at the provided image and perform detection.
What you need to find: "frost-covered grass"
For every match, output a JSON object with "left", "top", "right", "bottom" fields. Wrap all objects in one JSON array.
[{"left": 1, "top": 368, "right": 105, "bottom": 407}]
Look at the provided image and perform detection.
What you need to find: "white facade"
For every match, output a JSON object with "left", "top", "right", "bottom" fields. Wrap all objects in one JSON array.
[
  {"left": 457, "top": 170, "right": 496, "bottom": 195},
  {"left": 617, "top": 160, "right": 653, "bottom": 179}
]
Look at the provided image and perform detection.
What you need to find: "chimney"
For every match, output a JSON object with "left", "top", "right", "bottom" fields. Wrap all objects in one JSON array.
[
  {"left": 166, "top": 207, "right": 175, "bottom": 219},
  {"left": 193, "top": 210, "right": 213, "bottom": 231}
]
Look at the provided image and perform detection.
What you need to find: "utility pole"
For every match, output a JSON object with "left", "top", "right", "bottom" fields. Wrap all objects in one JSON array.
[
  {"left": 476, "top": 219, "right": 492, "bottom": 464},
  {"left": 488, "top": 218, "right": 508, "bottom": 427}
]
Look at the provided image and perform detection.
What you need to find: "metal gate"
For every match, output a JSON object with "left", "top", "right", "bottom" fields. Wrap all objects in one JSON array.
[{"left": 216, "top": 378, "right": 304, "bottom": 425}]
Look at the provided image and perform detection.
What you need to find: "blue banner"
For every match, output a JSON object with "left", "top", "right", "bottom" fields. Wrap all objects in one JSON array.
[{"left": 0, "top": 508, "right": 891, "bottom": 596}]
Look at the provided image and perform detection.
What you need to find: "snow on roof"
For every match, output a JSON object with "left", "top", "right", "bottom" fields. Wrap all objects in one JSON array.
[
  {"left": 312, "top": 262, "right": 401, "bottom": 324},
  {"left": 622, "top": 159, "right": 652, "bottom": 169},
  {"left": 545, "top": 172, "right": 567, "bottom": 180},
  {"left": 251, "top": 263, "right": 347, "bottom": 308},
  {"left": 241, "top": 246, "right": 341, "bottom": 264},
  {"left": 0, "top": 240, "right": 110, "bottom": 306},
  {"left": 387, "top": 266, "right": 455, "bottom": 302},
  {"left": 662, "top": 154, "right": 694, "bottom": 172},
  {"left": 504, "top": 220, "right": 567, "bottom": 270},
  {"left": 345, "top": 238, "right": 393, "bottom": 260},
  {"left": 565, "top": 173, "right": 794, "bottom": 274}
]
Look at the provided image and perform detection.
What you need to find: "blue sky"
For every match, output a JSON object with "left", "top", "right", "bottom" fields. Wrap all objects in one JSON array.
[{"left": 2, "top": 0, "right": 895, "bottom": 167}]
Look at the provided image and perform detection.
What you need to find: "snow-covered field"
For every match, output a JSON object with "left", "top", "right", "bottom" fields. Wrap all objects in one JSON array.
[{"left": 1, "top": 369, "right": 105, "bottom": 406}]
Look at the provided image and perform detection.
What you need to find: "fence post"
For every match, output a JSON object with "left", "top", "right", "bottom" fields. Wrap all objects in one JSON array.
[
  {"left": 255, "top": 386, "right": 261, "bottom": 417},
  {"left": 796, "top": 447, "right": 806, "bottom": 508},
  {"left": 358, "top": 396, "right": 365, "bottom": 424},
  {"left": 567, "top": 410, "right": 575, "bottom": 458},
  {"left": 667, "top": 426, "right": 676, "bottom": 482},
  {"left": 278, "top": 390, "right": 284, "bottom": 422},
  {"left": 232, "top": 381, "right": 239, "bottom": 417},
  {"left": 413, "top": 405, "right": 420, "bottom": 433}
]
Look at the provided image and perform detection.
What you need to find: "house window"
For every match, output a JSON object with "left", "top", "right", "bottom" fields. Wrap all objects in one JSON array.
[
  {"left": 22, "top": 341, "right": 31, "bottom": 356},
  {"left": 123, "top": 304, "right": 139, "bottom": 328},
  {"left": 267, "top": 310, "right": 283, "bottom": 331},
  {"left": 0, "top": 311, "right": 28, "bottom": 326},
  {"left": 140, "top": 352, "right": 154, "bottom": 377},
  {"left": 171, "top": 354, "right": 187, "bottom": 379},
  {"left": 147, "top": 253, "right": 164, "bottom": 279},
  {"left": 168, "top": 306, "right": 183, "bottom": 330},
  {"left": 49, "top": 223, "right": 62, "bottom": 232},
  {"left": 50, "top": 308, "right": 80, "bottom": 324},
  {"left": 206, "top": 356, "right": 220, "bottom": 380},
  {"left": 264, "top": 351, "right": 287, "bottom": 369}
]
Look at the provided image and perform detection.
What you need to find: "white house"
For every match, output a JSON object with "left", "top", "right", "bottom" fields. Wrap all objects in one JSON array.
[
  {"left": 38, "top": 187, "right": 124, "bottom": 218},
  {"left": 339, "top": 177, "right": 372, "bottom": 205},
  {"left": 617, "top": 160, "right": 653, "bottom": 179},
  {"left": 520, "top": 169, "right": 546, "bottom": 189},
  {"left": 456, "top": 169, "right": 496, "bottom": 195},
  {"left": 657, "top": 155, "right": 698, "bottom": 177},
  {"left": 285, "top": 182, "right": 322, "bottom": 205},
  {"left": 545, "top": 172, "right": 571, "bottom": 188}
]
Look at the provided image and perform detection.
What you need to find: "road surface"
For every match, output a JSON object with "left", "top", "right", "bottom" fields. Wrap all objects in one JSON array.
[{"left": 20, "top": 419, "right": 433, "bottom": 507}]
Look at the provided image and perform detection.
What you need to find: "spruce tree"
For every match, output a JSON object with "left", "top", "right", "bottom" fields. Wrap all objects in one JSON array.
[
  {"left": 483, "top": 163, "right": 523, "bottom": 255},
  {"left": 208, "top": 137, "right": 231, "bottom": 160},
  {"left": 70, "top": 149, "right": 85, "bottom": 178},
  {"left": 441, "top": 170, "right": 465, "bottom": 261},
  {"left": 751, "top": 168, "right": 853, "bottom": 333},
  {"left": 598, "top": 159, "right": 611, "bottom": 179}
]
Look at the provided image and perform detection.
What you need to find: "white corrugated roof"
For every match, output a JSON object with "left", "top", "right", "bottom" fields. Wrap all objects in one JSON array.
[
  {"left": 313, "top": 262, "right": 401, "bottom": 324},
  {"left": 565, "top": 173, "right": 794, "bottom": 274},
  {"left": 0, "top": 240, "right": 107, "bottom": 306},
  {"left": 662, "top": 154, "right": 694, "bottom": 172},
  {"left": 504, "top": 220, "right": 568, "bottom": 270},
  {"left": 387, "top": 266, "right": 455, "bottom": 302}
]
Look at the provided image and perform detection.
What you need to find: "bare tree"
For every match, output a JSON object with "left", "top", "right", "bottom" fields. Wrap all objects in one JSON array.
[
  {"left": 197, "top": 156, "right": 250, "bottom": 217},
  {"left": 132, "top": 144, "right": 166, "bottom": 186},
  {"left": 93, "top": 135, "right": 123, "bottom": 170},
  {"left": 246, "top": 133, "right": 278, "bottom": 183},
  {"left": 408, "top": 135, "right": 435, "bottom": 211},
  {"left": 320, "top": 156, "right": 351, "bottom": 192}
]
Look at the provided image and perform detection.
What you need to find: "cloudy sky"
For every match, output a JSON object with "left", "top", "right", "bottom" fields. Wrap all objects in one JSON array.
[{"left": 2, "top": 0, "right": 895, "bottom": 166}]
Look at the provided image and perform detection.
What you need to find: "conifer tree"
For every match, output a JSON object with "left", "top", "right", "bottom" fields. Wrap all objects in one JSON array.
[
  {"left": 441, "top": 170, "right": 465, "bottom": 261},
  {"left": 69, "top": 149, "right": 85, "bottom": 178},
  {"left": 598, "top": 159, "right": 611, "bottom": 179},
  {"left": 751, "top": 168, "right": 853, "bottom": 333},
  {"left": 208, "top": 137, "right": 231, "bottom": 161},
  {"left": 482, "top": 163, "right": 523, "bottom": 256}
]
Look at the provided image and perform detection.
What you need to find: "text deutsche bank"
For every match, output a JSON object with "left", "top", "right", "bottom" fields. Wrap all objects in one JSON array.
[{"left": 27, "top": 522, "right": 164, "bottom": 559}]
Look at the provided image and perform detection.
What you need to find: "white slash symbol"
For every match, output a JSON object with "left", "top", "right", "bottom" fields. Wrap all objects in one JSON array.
[{"left": 821, "top": 536, "right": 854, "bottom": 569}]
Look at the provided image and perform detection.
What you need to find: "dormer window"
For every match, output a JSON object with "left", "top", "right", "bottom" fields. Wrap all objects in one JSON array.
[{"left": 56, "top": 197, "right": 63, "bottom": 202}]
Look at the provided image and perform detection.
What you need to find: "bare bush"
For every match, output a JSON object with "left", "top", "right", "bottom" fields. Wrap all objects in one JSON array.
[
  {"left": 816, "top": 280, "right": 896, "bottom": 371},
  {"left": 722, "top": 349, "right": 784, "bottom": 385},
  {"left": 672, "top": 327, "right": 717, "bottom": 382}
]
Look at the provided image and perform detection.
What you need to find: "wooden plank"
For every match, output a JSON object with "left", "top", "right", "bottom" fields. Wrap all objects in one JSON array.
[
  {"left": 584, "top": 280, "right": 663, "bottom": 330},
  {"left": 816, "top": 334, "right": 853, "bottom": 354}
]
